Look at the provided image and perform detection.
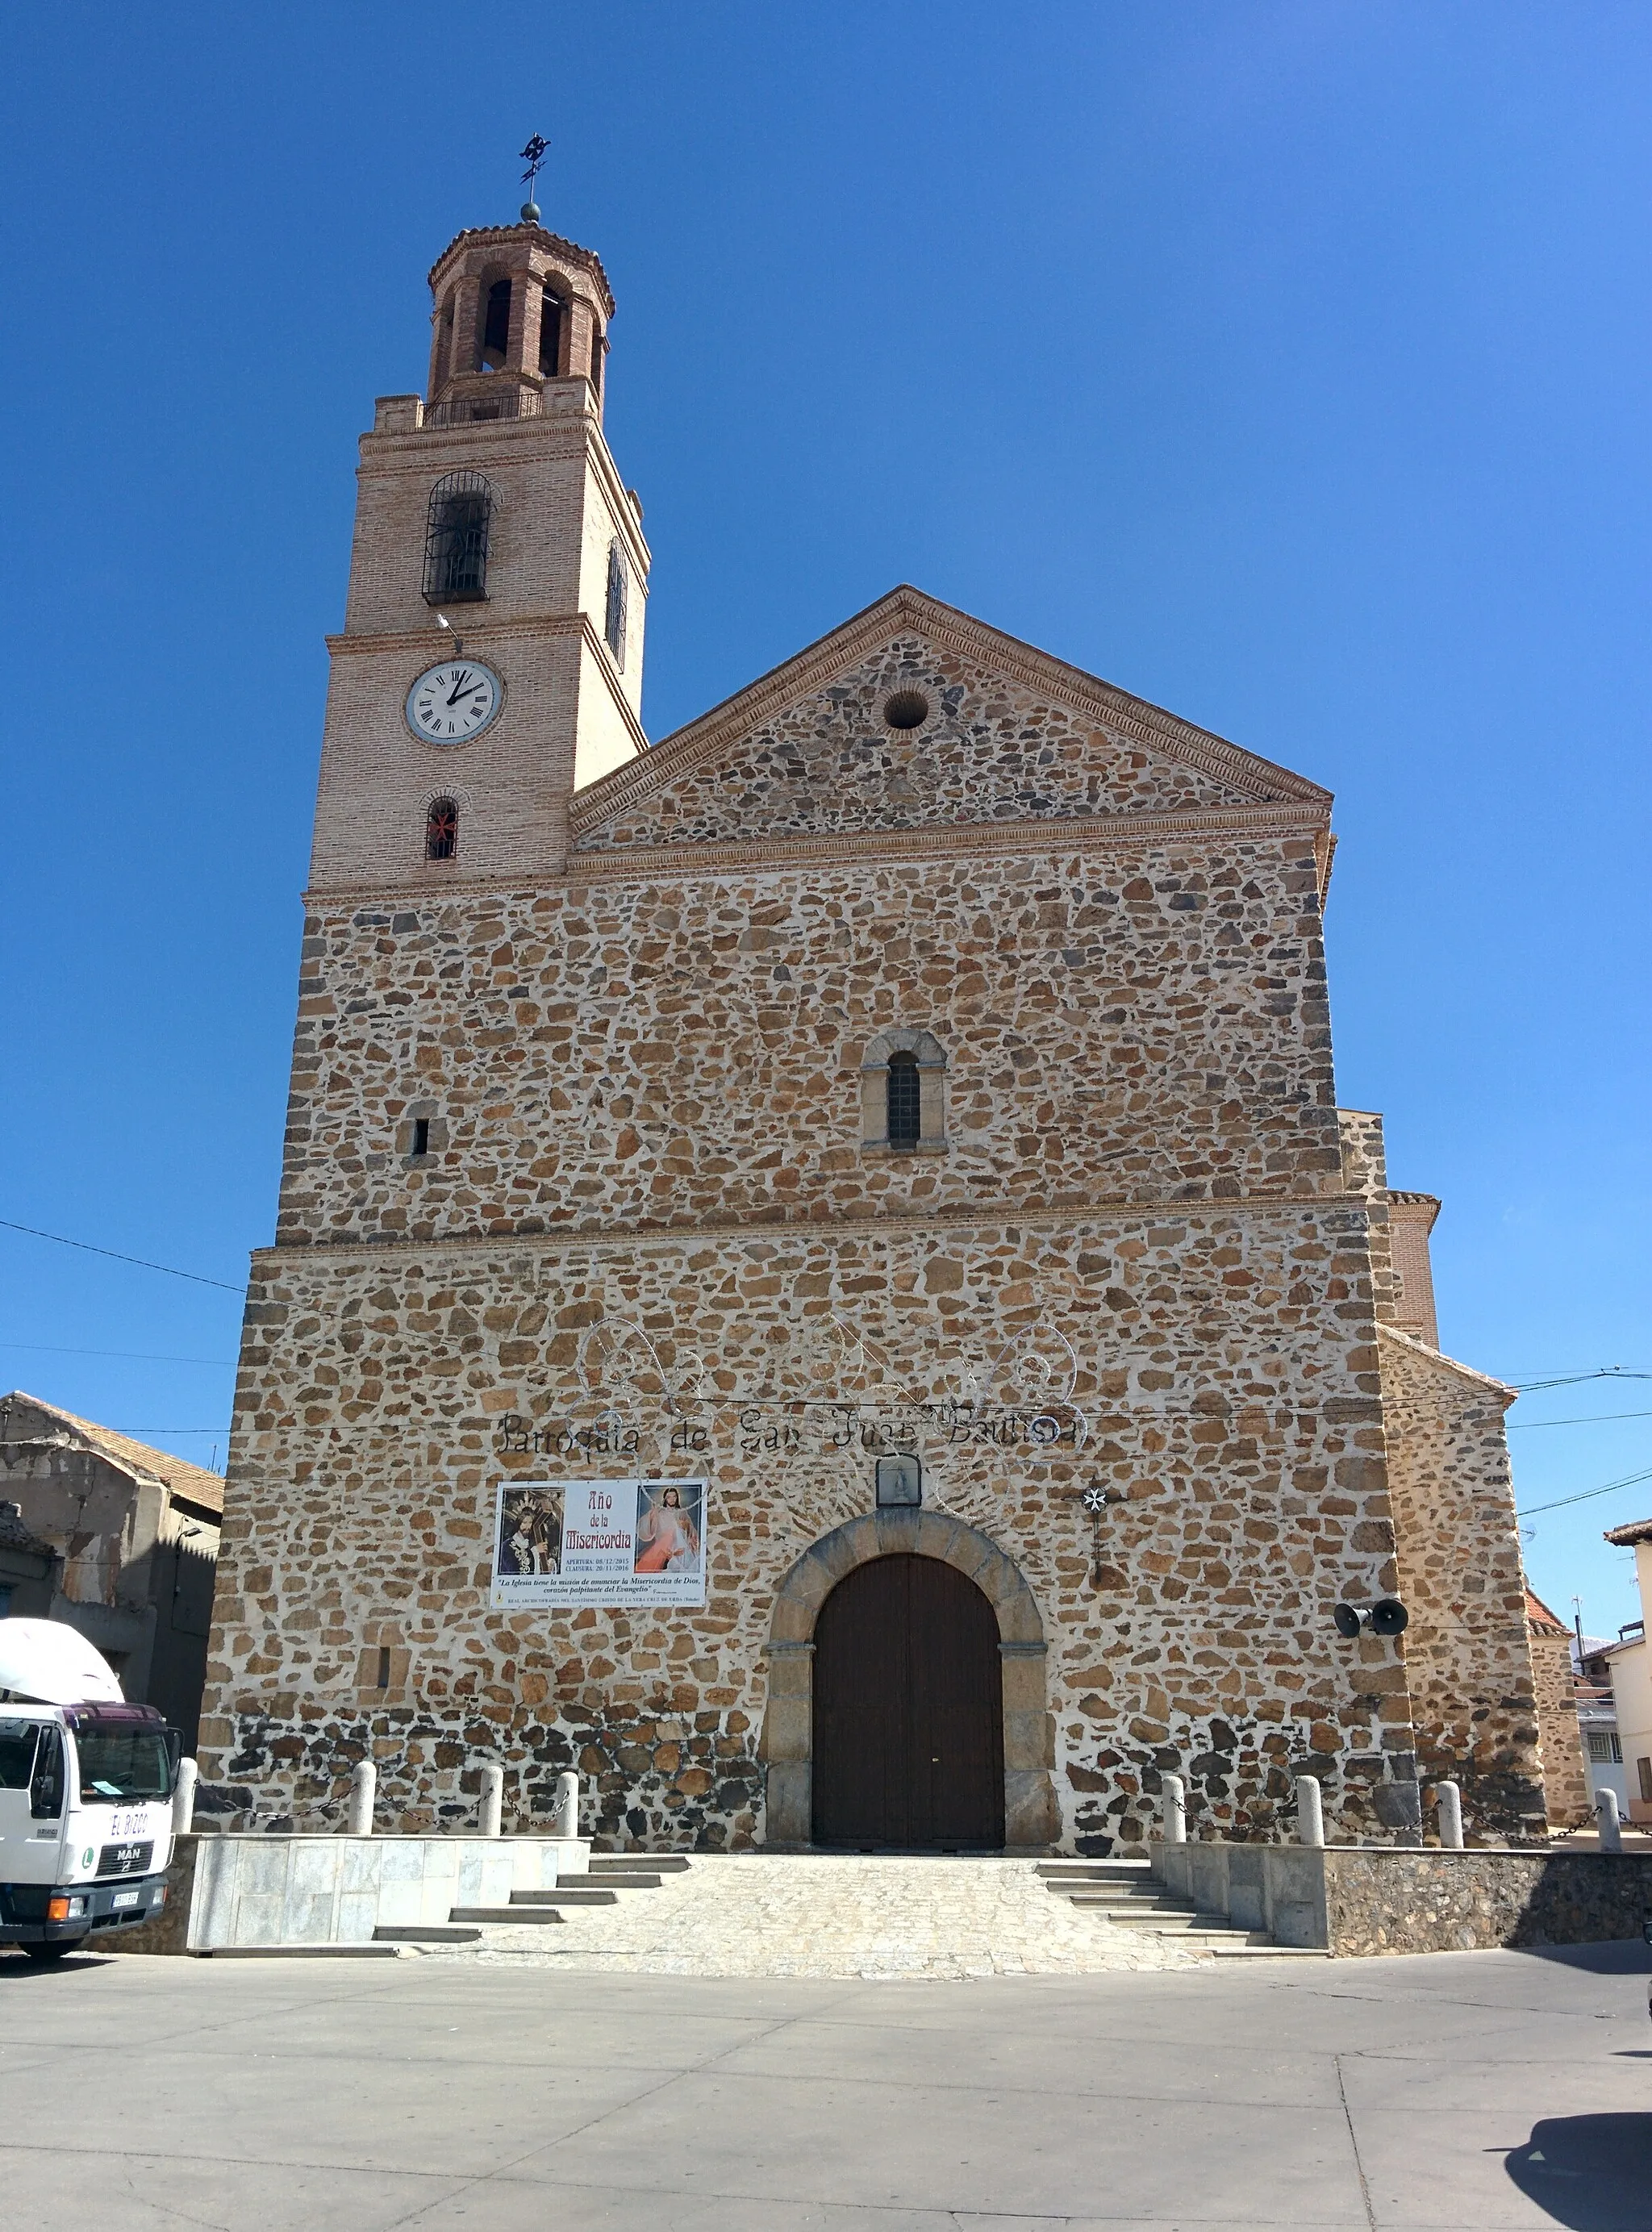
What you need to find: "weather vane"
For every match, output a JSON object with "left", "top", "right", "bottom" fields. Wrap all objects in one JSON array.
[{"left": 519, "top": 135, "right": 549, "bottom": 224}]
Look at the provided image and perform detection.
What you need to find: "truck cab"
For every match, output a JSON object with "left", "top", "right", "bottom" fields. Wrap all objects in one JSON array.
[{"left": 0, "top": 1621, "right": 179, "bottom": 1962}]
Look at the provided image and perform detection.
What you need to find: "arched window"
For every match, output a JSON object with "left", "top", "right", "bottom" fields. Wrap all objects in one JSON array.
[
  {"left": 480, "top": 278, "right": 512, "bottom": 370},
  {"left": 425, "top": 797, "right": 458, "bottom": 862},
  {"left": 423, "top": 473, "right": 492, "bottom": 603},
  {"left": 859, "top": 1030, "right": 948, "bottom": 1154},
  {"left": 886, "top": 1053, "right": 920, "bottom": 1148},
  {"left": 590, "top": 325, "right": 604, "bottom": 400},
  {"left": 539, "top": 285, "right": 563, "bottom": 378},
  {"left": 605, "top": 540, "right": 628, "bottom": 665}
]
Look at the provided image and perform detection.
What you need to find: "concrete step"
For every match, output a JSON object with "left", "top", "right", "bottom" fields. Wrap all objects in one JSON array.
[
  {"left": 373, "top": 1924, "right": 482, "bottom": 1945},
  {"left": 448, "top": 1906, "right": 565, "bottom": 1925},
  {"left": 1209, "top": 1945, "right": 1332, "bottom": 1960},
  {"left": 597, "top": 1854, "right": 693, "bottom": 1873},
  {"left": 1037, "top": 1861, "right": 1150, "bottom": 1879},
  {"left": 1063, "top": 1892, "right": 1201, "bottom": 1913},
  {"left": 582, "top": 1871, "right": 667, "bottom": 1890},
  {"left": 1103, "top": 1910, "right": 1250, "bottom": 1935},
  {"left": 1050, "top": 1884, "right": 1191, "bottom": 1905}
]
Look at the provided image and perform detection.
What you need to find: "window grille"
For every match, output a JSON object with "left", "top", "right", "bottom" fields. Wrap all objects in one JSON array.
[
  {"left": 425, "top": 797, "right": 458, "bottom": 862},
  {"left": 887, "top": 1053, "right": 921, "bottom": 1148},
  {"left": 1587, "top": 1730, "right": 1623, "bottom": 1763},
  {"left": 605, "top": 540, "right": 628, "bottom": 665},
  {"left": 423, "top": 473, "right": 492, "bottom": 604}
]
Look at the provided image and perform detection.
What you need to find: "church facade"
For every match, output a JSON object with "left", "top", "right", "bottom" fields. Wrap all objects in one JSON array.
[{"left": 198, "top": 209, "right": 1562, "bottom": 1852}]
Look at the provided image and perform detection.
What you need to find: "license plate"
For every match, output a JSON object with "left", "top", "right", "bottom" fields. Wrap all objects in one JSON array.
[{"left": 111, "top": 1889, "right": 140, "bottom": 1909}]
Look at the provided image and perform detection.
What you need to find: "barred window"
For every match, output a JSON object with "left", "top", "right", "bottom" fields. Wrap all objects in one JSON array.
[
  {"left": 425, "top": 796, "right": 458, "bottom": 862},
  {"left": 423, "top": 473, "right": 493, "bottom": 604},
  {"left": 605, "top": 540, "right": 628, "bottom": 665},
  {"left": 1587, "top": 1730, "right": 1623, "bottom": 1763},
  {"left": 886, "top": 1052, "right": 921, "bottom": 1149}
]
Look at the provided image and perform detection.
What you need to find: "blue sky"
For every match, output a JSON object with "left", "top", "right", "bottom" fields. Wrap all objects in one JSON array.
[{"left": 2, "top": 4, "right": 1648, "bottom": 1634}]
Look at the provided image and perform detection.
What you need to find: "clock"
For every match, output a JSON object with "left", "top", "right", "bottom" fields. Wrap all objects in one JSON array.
[{"left": 405, "top": 660, "right": 503, "bottom": 745}]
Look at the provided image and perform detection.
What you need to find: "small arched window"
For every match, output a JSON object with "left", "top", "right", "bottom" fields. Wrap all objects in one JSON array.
[
  {"left": 480, "top": 278, "right": 512, "bottom": 370},
  {"left": 886, "top": 1053, "right": 920, "bottom": 1148},
  {"left": 605, "top": 540, "right": 628, "bottom": 666},
  {"left": 539, "top": 285, "right": 563, "bottom": 378},
  {"left": 425, "top": 796, "right": 458, "bottom": 862},
  {"left": 590, "top": 325, "right": 604, "bottom": 400},
  {"left": 423, "top": 472, "right": 492, "bottom": 604},
  {"left": 860, "top": 1030, "right": 948, "bottom": 1154}
]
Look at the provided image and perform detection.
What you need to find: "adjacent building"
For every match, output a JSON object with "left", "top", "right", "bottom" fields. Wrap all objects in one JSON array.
[
  {"left": 0, "top": 1393, "right": 222, "bottom": 1747},
  {"left": 1601, "top": 1517, "right": 1652, "bottom": 1824},
  {"left": 199, "top": 204, "right": 1559, "bottom": 1852}
]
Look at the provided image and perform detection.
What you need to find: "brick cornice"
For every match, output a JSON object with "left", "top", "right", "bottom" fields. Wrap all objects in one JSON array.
[
  {"left": 571, "top": 586, "right": 1333, "bottom": 836},
  {"left": 248, "top": 1190, "right": 1375, "bottom": 1278},
  {"left": 302, "top": 797, "right": 1326, "bottom": 910}
]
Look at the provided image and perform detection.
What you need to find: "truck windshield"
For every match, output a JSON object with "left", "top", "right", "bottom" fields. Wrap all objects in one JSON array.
[{"left": 73, "top": 1729, "right": 173, "bottom": 1803}]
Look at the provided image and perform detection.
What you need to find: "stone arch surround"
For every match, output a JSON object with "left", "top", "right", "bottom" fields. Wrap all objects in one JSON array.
[{"left": 761, "top": 1510, "right": 1060, "bottom": 1852}]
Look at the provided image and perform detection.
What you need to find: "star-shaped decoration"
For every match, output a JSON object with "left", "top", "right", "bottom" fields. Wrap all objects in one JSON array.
[{"left": 1080, "top": 1485, "right": 1112, "bottom": 1515}]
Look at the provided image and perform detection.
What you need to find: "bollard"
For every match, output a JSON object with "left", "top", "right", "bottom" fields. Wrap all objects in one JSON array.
[
  {"left": 1160, "top": 1772, "right": 1186, "bottom": 1846},
  {"left": 1296, "top": 1775, "right": 1325, "bottom": 1847},
  {"left": 552, "top": 1769, "right": 580, "bottom": 1839},
  {"left": 348, "top": 1759, "right": 377, "bottom": 1837},
  {"left": 172, "top": 1756, "right": 198, "bottom": 1836},
  {"left": 1433, "top": 1779, "right": 1463, "bottom": 1850},
  {"left": 478, "top": 1763, "right": 504, "bottom": 1839},
  {"left": 1596, "top": 1788, "right": 1624, "bottom": 1854}
]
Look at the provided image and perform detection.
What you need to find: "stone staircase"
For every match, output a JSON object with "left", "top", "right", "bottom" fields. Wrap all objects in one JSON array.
[
  {"left": 385, "top": 1852, "right": 1292, "bottom": 1976},
  {"left": 1038, "top": 1858, "right": 1324, "bottom": 1959},
  {"left": 374, "top": 1854, "right": 688, "bottom": 1947}
]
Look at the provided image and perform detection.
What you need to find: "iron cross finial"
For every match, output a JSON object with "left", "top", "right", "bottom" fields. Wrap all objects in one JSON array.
[{"left": 519, "top": 135, "right": 549, "bottom": 223}]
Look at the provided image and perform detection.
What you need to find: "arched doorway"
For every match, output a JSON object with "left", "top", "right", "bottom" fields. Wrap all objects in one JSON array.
[{"left": 811, "top": 1554, "right": 1006, "bottom": 1849}]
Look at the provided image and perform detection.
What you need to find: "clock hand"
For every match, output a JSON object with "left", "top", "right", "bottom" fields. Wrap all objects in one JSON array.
[{"left": 446, "top": 674, "right": 473, "bottom": 706}]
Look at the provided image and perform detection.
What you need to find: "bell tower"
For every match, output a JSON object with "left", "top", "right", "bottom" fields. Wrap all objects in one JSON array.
[{"left": 307, "top": 208, "right": 649, "bottom": 891}]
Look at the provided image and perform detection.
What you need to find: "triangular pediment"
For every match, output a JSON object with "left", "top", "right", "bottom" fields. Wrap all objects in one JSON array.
[{"left": 571, "top": 586, "right": 1329, "bottom": 857}]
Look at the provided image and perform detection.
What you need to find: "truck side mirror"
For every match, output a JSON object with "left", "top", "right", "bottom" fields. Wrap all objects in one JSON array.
[
  {"left": 30, "top": 1725, "right": 64, "bottom": 1819},
  {"left": 165, "top": 1729, "right": 182, "bottom": 1792}
]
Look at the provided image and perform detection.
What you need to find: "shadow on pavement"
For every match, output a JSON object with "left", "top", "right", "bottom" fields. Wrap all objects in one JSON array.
[
  {"left": 1502, "top": 2116, "right": 1652, "bottom": 2230},
  {"left": 1512, "top": 1942, "right": 1652, "bottom": 1975}
]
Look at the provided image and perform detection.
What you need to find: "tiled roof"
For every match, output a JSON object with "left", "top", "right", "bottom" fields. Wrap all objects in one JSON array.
[
  {"left": 0, "top": 1500, "right": 54, "bottom": 1558},
  {"left": 2, "top": 1391, "right": 223, "bottom": 1517},
  {"left": 1604, "top": 1515, "right": 1652, "bottom": 1547},
  {"left": 1525, "top": 1588, "right": 1570, "bottom": 1633}
]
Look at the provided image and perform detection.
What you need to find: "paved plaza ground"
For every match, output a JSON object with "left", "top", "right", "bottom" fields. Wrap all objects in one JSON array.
[{"left": 2, "top": 1938, "right": 1650, "bottom": 2231}]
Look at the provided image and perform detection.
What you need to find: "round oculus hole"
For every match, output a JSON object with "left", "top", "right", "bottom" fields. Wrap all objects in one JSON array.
[{"left": 882, "top": 690, "right": 930, "bottom": 731}]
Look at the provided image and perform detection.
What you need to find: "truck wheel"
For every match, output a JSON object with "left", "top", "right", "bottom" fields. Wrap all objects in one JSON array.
[{"left": 21, "top": 1938, "right": 88, "bottom": 1963}]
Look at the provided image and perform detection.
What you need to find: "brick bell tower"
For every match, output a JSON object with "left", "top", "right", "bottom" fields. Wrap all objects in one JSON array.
[{"left": 307, "top": 205, "right": 650, "bottom": 891}]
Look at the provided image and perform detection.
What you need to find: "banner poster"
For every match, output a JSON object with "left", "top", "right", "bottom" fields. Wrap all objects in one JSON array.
[{"left": 489, "top": 1479, "right": 708, "bottom": 1609}]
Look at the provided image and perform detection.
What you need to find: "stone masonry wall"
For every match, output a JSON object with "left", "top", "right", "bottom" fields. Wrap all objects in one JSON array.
[
  {"left": 1377, "top": 1325, "right": 1546, "bottom": 1840},
  {"left": 274, "top": 831, "right": 1341, "bottom": 1250},
  {"left": 200, "top": 1201, "right": 1417, "bottom": 1851},
  {"left": 574, "top": 636, "right": 1279, "bottom": 855},
  {"left": 1527, "top": 1604, "right": 1592, "bottom": 1827}
]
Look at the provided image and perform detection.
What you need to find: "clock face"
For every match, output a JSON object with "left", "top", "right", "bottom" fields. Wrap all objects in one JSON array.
[{"left": 405, "top": 661, "right": 502, "bottom": 745}]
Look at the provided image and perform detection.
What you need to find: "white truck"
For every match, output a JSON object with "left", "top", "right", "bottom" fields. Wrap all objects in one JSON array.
[{"left": 0, "top": 1620, "right": 181, "bottom": 1962}]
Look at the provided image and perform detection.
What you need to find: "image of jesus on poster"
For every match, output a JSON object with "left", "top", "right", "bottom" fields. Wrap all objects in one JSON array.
[{"left": 632, "top": 1481, "right": 703, "bottom": 1577}]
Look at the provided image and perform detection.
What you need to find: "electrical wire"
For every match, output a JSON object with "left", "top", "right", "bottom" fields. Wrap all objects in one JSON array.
[
  {"left": 0, "top": 1218, "right": 245, "bottom": 1295},
  {"left": 0, "top": 1342, "right": 236, "bottom": 1366},
  {"left": 1516, "top": 1463, "right": 1652, "bottom": 1518}
]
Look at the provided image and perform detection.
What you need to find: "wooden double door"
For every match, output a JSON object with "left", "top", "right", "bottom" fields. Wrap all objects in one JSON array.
[{"left": 811, "top": 1554, "right": 1005, "bottom": 1850}]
